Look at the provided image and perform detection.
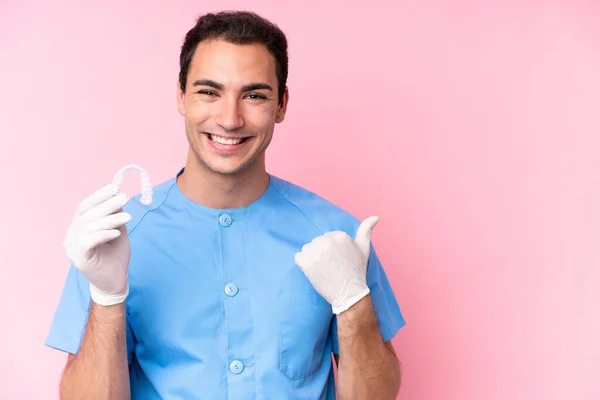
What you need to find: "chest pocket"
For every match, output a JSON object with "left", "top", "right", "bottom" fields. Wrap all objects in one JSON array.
[{"left": 277, "top": 270, "right": 334, "bottom": 380}]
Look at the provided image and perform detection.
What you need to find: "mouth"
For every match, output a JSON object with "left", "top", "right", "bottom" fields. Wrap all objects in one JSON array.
[
  {"left": 203, "top": 132, "right": 252, "bottom": 153},
  {"left": 205, "top": 133, "right": 251, "bottom": 145}
]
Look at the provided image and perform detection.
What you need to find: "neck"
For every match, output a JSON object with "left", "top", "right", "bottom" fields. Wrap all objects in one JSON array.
[{"left": 177, "top": 151, "right": 270, "bottom": 209}]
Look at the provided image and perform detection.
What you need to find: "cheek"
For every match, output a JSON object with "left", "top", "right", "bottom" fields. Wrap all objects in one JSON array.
[
  {"left": 185, "top": 99, "right": 211, "bottom": 123},
  {"left": 248, "top": 106, "right": 278, "bottom": 130}
]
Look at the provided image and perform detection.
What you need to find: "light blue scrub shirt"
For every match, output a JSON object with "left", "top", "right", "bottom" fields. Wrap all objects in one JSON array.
[{"left": 46, "top": 169, "right": 405, "bottom": 400}]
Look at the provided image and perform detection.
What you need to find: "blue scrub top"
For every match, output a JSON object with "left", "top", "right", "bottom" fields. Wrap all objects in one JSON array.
[{"left": 46, "top": 169, "right": 405, "bottom": 399}]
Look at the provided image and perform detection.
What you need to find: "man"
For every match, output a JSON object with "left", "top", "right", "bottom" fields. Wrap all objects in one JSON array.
[{"left": 46, "top": 10, "right": 405, "bottom": 400}]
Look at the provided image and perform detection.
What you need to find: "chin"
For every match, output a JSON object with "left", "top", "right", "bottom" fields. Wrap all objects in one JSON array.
[
  {"left": 204, "top": 159, "right": 252, "bottom": 176},
  {"left": 191, "top": 144, "right": 263, "bottom": 177}
]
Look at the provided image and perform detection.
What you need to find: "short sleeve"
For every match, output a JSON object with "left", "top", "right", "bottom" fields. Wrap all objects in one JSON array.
[
  {"left": 331, "top": 245, "right": 405, "bottom": 354},
  {"left": 45, "top": 265, "right": 135, "bottom": 364}
]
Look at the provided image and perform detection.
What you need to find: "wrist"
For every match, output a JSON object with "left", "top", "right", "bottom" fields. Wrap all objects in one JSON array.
[
  {"left": 332, "top": 286, "right": 370, "bottom": 315},
  {"left": 336, "top": 294, "right": 379, "bottom": 336},
  {"left": 90, "top": 283, "right": 129, "bottom": 306}
]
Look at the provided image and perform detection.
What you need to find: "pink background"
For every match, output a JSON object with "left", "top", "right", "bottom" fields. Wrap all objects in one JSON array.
[{"left": 1, "top": 1, "right": 599, "bottom": 399}]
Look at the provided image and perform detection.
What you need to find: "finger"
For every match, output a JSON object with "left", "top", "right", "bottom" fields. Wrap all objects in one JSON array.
[
  {"left": 294, "top": 252, "right": 305, "bottom": 270},
  {"left": 84, "top": 212, "right": 132, "bottom": 234},
  {"left": 324, "top": 231, "right": 348, "bottom": 240},
  {"left": 84, "top": 192, "right": 129, "bottom": 221},
  {"left": 76, "top": 184, "right": 119, "bottom": 215},
  {"left": 354, "top": 216, "right": 380, "bottom": 258},
  {"left": 80, "top": 229, "right": 122, "bottom": 253}
]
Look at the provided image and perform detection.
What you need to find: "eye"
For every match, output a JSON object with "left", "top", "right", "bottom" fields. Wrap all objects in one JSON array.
[
  {"left": 198, "top": 90, "right": 217, "bottom": 97},
  {"left": 246, "top": 93, "right": 267, "bottom": 100}
]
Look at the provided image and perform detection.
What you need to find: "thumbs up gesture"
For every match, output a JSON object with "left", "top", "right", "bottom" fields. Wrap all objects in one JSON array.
[{"left": 294, "top": 216, "right": 380, "bottom": 314}]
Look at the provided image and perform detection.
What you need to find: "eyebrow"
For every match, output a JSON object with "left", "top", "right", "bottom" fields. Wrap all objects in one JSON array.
[{"left": 192, "top": 79, "right": 273, "bottom": 92}]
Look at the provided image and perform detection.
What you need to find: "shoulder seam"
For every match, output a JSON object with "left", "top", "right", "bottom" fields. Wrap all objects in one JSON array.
[
  {"left": 128, "top": 180, "right": 177, "bottom": 237},
  {"left": 270, "top": 178, "right": 327, "bottom": 235}
]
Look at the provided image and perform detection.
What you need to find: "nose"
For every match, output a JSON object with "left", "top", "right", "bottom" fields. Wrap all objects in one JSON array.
[{"left": 215, "top": 96, "right": 244, "bottom": 131}]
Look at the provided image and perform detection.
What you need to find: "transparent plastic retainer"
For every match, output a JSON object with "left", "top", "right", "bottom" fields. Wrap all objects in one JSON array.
[{"left": 112, "top": 164, "right": 153, "bottom": 205}]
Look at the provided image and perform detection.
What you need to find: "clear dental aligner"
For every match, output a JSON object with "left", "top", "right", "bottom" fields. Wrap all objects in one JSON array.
[{"left": 112, "top": 164, "right": 153, "bottom": 205}]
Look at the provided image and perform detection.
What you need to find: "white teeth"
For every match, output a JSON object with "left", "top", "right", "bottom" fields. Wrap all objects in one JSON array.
[{"left": 210, "top": 135, "right": 244, "bottom": 145}]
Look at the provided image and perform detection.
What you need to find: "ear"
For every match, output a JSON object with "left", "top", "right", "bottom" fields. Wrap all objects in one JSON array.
[
  {"left": 177, "top": 80, "right": 186, "bottom": 116},
  {"left": 275, "top": 86, "right": 289, "bottom": 124}
]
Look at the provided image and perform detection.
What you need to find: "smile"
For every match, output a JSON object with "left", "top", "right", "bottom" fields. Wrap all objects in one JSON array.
[
  {"left": 207, "top": 134, "right": 250, "bottom": 145},
  {"left": 203, "top": 132, "right": 253, "bottom": 154}
]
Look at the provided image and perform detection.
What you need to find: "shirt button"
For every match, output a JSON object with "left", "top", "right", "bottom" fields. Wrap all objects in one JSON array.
[
  {"left": 224, "top": 283, "right": 238, "bottom": 297},
  {"left": 229, "top": 360, "right": 244, "bottom": 374},
  {"left": 219, "top": 213, "right": 232, "bottom": 227}
]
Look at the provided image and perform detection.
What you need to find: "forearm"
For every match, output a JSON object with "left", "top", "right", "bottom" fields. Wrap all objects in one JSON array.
[
  {"left": 336, "top": 295, "right": 400, "bottom": 400},
  {"left": 60, "top": 301, "right": 131, "bottom": 400}
]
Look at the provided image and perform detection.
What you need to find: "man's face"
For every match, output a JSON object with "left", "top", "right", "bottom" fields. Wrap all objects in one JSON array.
[{"left": 177, "top": 39, "right": 288, "bottom": 176}]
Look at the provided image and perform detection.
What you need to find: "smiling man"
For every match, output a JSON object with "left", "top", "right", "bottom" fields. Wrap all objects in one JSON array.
[{"left": 46, "top": 11, "right": 405, "bottom": 400}]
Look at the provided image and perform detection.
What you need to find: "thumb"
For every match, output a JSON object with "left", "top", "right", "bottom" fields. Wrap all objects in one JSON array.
[{"left": 354, "top": 216, "right": 380, "bottom": 258}]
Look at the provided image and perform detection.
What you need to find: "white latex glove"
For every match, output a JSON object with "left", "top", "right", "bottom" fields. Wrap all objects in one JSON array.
[
  {"left": 294, "top": 216, "right": 380, "bottom": 314},
  {"left": 63, "top": 183, "right": 132, "bottom": 306}
]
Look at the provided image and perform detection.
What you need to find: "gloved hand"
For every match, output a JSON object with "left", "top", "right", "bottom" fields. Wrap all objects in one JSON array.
[
  {"left": 294, "top": 216, "right": 380, "bottom": 314},
  {"left": 63, "top": 183, "right": 132, "bottom": 306}
]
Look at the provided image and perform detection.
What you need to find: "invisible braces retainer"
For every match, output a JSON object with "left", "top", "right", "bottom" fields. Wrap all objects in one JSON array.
[{"left": 112, "top": 164, "right": 153, "bottom": 205}]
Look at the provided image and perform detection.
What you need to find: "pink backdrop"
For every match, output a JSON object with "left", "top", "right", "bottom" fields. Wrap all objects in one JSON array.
[{"left": 1, "top": 1, "right": 599, "bottom": 399}]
